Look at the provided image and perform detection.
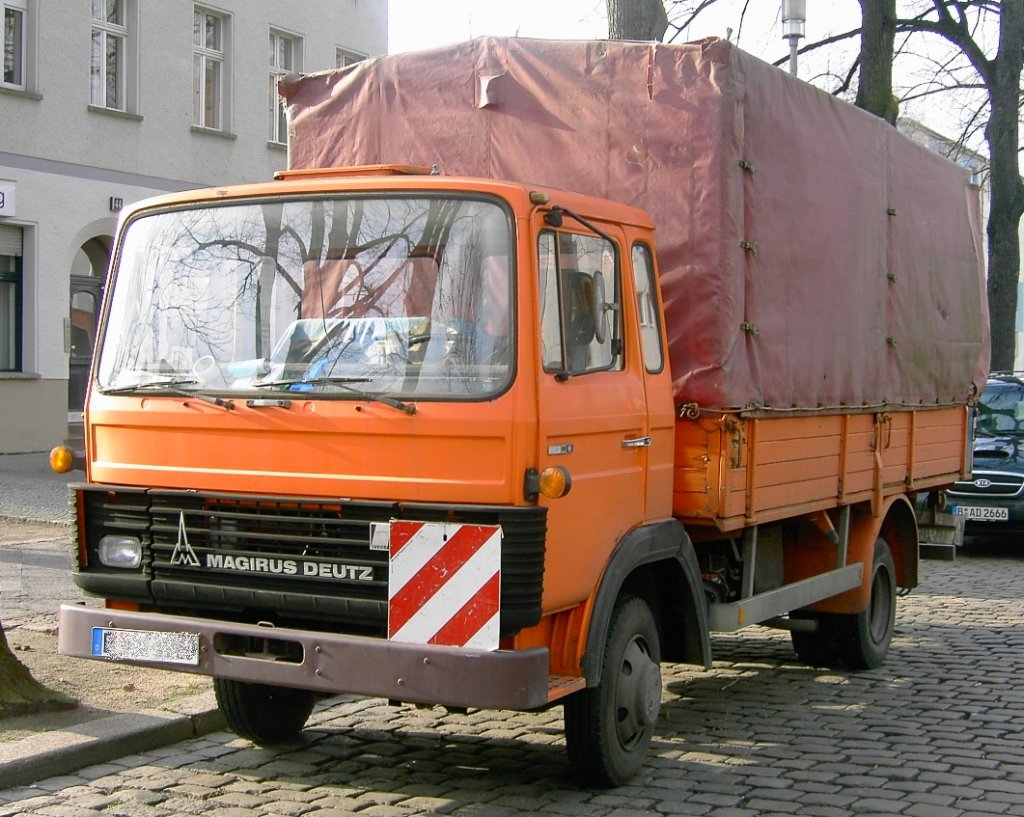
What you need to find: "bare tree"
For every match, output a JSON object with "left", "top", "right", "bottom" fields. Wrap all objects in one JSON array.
[
  {"left": 929, "top": 1, "right": 1024, "bottom": 373},
  {"left": 855, "top": 0, "right": 1023, "bottom": 371},
  {"left": 0, "top": 626, "right": 73, "bottom": 717},
  {"left": 856, "top": 0, "right": 899, "bottom": 123},
  {"left": 607, "top": 0, "right": 669, "bottom": 40}
]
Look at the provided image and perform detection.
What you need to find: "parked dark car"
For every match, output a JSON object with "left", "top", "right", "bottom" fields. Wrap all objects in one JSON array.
[{"left": 948, "top": 373, "right": 1024, "bottom": 536}]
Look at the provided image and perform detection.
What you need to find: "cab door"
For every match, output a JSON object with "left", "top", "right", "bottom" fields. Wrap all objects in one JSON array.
[
  {"left": 630, "top": 240, "right": 676, "bottom": 519},
  {"left": 534, "top": 225, "right": 651, "bottom": 612}
]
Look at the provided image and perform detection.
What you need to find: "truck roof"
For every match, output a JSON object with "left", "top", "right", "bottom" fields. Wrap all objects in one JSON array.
[{"left": 120, "top": 164, "right": 655, "bottom": 232}]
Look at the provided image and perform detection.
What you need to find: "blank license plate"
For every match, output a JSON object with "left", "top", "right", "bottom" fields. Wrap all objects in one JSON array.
[
  {"left": 91, "top": 628, "right": 201, "bottom": 666},
  {"left": 953, "top": 506, "right": 1009, "bottom": 521}
]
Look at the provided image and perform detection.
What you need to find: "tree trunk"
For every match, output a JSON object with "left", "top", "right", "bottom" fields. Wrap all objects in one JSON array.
[
  {"left": 984, "top": 0, "right": 1024, "bottom": 372},
  {"left": 854, "top": 0, "right": 898, "bottom": 124},
  {"left": 607, "top": 0, "right": 668, "bottom": 41},
  {"left": 0, "top": 624, "right": 75, "bottom": 718}
]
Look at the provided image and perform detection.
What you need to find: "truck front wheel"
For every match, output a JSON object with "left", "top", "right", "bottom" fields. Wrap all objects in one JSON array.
[
  {"left": 563, "top": 595, "right": 662, "bottom": 787},
  {"left": 214, "top": 678, "right": 316, "bottom": 745}
]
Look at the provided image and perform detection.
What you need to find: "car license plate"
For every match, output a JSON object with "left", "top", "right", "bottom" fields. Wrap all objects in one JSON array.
[
  {"left": 953, "top": 505, "right": 1009, "bottom": 521},
  {"left": 91, "top": 628, "right": 201, "bottom": 666}
]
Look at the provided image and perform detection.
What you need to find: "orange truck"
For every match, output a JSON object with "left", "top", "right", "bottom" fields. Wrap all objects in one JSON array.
[{"left": 53, "top": 38, "right": 988, "bottom": 786}]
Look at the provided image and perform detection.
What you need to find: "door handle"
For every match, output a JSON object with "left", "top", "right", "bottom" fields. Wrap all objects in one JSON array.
[{"left": 622, "top": 436, "right": 652, "bottom": 449}]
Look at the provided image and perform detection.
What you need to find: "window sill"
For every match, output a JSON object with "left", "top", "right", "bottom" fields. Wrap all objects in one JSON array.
[
  {"left": 87, "top": 104, "right": 143, "bottom": 122},
  {"left": 0, "top": 85, "right": 41, "bottom": 101},
  {"left": 0, "top": 371, "right": 40, "bottom": 380},
  {"left": 267, "top": 140, "right": 287, "bottom": 152},
  {"left": 191, "top": 125, "right": 237, "bottom": 140}
]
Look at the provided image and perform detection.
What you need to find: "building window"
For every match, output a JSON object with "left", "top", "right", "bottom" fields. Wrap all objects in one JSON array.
[
  {"left": 269, "top": 29, "right": 301, "bottom": 144},
  {"left": 2, "top": 0, "right": 26, "bottom": 90},
  {"left": 90, "top": 0, "right": 127, "bottom": 110},
  {"left": 0, "top": 226, "right": 22, "bottom": 372},
  {"left": 194, "top": 6, "right": 227, "bottom": 130},
  {"left": 336, "top": 47, "right": 365, "bottom": 69}
]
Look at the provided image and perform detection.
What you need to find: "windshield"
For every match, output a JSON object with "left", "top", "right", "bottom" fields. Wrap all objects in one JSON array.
[
  {"left": 977, "top": 379, "right": 1024, "bottom": 437},
  {"left": 98, "top": 196, "right": 514, "bottom": 400}
]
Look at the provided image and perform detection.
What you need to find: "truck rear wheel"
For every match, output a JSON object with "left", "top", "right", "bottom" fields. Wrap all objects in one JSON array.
[
  {"left": 789, "top": 537, "right": 896, "bottom": 670},
  {"left": 563, "top": 595, "right": 662, "bottom": 788},
  {"left": 834, "top": 537, "right": 896, "bottom": 669},
  {"left": 214, "top": 678, "right": 316, "bottom": 745},
  {"left": 789, "top": 611, "right": 837, "bottom": 667}
]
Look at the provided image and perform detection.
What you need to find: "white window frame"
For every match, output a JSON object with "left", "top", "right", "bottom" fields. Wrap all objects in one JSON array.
[
  {"left": 336, "top": 46, "right": 366, "bottom": 69},
  {"left": 194, "top": 5, "right": 230, "bottom": 131},
  {"left": 2, "top": 0, "right": 27, "bottom": 91},
  {"left": 90, "top": 0, "right": 128, "bottom": 110},
  {"left": 269, "top": 28, "right": 301, "bottom": 144}
]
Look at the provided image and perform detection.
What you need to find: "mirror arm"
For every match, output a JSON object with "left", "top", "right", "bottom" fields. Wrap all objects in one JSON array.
[{"left": 546, "top": 206, "right": 616, "bottom": 245}]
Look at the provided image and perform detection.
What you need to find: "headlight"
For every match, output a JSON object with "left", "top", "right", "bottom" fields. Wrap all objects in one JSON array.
[{"left": 98, "top": 535, "right": 142, "bottom": 569}]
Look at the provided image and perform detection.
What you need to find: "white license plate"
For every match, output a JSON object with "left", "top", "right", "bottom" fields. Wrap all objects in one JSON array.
[
  {"left": 953, "top": 505, "right": 1009, "bottom": 521},
  {"left": 91, "top": 628, "right": 201, "bottom": 666}
]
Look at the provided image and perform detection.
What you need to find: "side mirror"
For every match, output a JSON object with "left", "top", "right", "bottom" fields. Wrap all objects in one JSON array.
[{"left": 589, "top": 271, "right": 615, "bottom": 344}]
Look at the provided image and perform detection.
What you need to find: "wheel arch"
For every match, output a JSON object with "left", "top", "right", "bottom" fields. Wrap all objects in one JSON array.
[
  {"left": 811, "top": 496, "right": 919, "bottom": 615},
  {"left": 878, "top": 495, "right": 920, "bottom": 590},
  {"left": 580, "top": 520, "right": 711, "bottom": 687}
]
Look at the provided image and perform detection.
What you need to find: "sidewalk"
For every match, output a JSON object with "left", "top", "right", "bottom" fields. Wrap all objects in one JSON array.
[
  {"left": 0, "top": 451, "right": 75, "bottom": 525},
  {"left": 0, "top": 452, "right": 226, "bottom": 790}
]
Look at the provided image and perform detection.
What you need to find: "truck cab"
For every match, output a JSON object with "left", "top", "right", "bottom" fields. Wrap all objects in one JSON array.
[{"left": 56, "top": 165, "right": 708, "bottom": 786}]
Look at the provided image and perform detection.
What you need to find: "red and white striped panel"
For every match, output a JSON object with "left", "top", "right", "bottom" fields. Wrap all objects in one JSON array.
[{"left": 388, "top": 521, "right": 502, "bottom": 650}]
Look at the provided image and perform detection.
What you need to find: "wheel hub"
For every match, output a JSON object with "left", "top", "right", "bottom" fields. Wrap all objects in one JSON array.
[
  {"left": 635, "top": 659, "right": 662, "bottom": 726},
  {"left": 617, "top": 638, "right": 662, "bottom": 747}
]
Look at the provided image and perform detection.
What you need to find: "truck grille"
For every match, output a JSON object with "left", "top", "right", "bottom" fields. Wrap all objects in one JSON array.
[{"left": 76, "top": 486, "right": 546, "bottom": 637}]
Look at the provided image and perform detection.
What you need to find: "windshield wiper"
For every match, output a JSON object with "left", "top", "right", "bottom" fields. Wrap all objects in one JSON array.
[
  {"left": 100, "top": 378, "right": 236, "bottom": 411},
  {"left": 253, "top": 376, "right": 416, "bottom": 415}
]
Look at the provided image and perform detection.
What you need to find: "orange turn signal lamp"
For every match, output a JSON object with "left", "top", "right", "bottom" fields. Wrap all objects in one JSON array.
[
  {"left": 49, "top": 445, "right": 85, "bottom": 474},
  {"left": 525, "top": 466, "right": 572, "bottom": 501},
  {"left": 539, "top": 466, "right": 572, "bottom": 498}
]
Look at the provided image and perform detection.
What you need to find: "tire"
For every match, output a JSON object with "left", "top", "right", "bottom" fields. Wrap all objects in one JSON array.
[
  {"left": 564, "top": 595, "right": 662, "bottom": 788},
  {"left": 789, "top": 611, "right": 838, "bottom": 668},
  {"left": 790, "top": 538, "right": 897, "bottom": 670},
  {"left": 214, "top": 678, "right": 316, "bottom": 745},
  {"left": 833, "top": 537, "right": 897, "bottom": 669}
]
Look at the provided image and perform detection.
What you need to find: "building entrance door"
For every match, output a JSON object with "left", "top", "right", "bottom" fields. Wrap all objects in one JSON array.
[
  {"left": 68, "top": 276, "right": 103, "bottom": 416},
  {"left": 68, "top": 237, "right": 110, "bottom": 430}
]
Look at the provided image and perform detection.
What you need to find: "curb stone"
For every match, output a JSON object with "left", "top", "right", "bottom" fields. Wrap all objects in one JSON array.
[{"left": 0, "top": 691, "right": 225, "bottom": 790}]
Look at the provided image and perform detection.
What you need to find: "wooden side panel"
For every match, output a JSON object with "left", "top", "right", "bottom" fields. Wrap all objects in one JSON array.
[
  {"left": 844, "top": 415, "right": 877, "bottom": 497},
  {"left": 672, "top": 407, "right": 968, "bottom": 531},
  {"left": 671, "top": 419, "right": 724, "bottom": 519},
  {"left": 904, "top": 409, "right": 971, "bottom": 481}
]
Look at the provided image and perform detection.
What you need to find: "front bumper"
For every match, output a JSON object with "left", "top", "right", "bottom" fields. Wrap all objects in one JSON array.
[{"left": 58, "top": 604, "right": 552, "bottom": 711}]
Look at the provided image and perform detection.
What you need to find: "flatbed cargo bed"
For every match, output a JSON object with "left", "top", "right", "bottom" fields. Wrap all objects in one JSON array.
[{"left": 674, "top": 406, "right": 968, "bottom": 530}]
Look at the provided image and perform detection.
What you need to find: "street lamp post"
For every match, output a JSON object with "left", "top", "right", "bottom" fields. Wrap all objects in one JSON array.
[{"left": 782, "top": 0, "right": 806, "bottom": 77}]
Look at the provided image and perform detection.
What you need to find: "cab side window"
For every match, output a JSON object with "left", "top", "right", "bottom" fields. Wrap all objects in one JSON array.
[
  {"left": 538, "top": 230, "right": 621, "bottom": 375},
  {"left": 632, "top": 242, "right": 664, "bottom": 373}
]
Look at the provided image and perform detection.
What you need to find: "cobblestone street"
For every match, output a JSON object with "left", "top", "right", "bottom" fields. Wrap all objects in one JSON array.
[{"left": 3, "top": 542, "right": 1023, "bottom": 817}]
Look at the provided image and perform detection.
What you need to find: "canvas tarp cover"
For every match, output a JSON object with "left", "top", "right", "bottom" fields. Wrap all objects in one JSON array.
[{"left": 281, "top": 37, "right": 989, "bottom": 413}]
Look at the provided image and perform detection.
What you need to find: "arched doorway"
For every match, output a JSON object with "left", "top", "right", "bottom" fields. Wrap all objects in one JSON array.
[{"left": 68, "top": 236, "right": 111, "bottom": 426}]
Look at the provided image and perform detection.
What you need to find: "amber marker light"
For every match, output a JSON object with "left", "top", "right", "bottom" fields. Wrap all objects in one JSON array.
[
  {"left": 538, "top": 466, "right": 572, "bottom": 499},
  {"left": 49, "top": 445, "right": 82, "bottom": 474}
]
